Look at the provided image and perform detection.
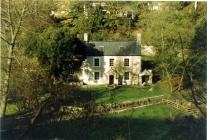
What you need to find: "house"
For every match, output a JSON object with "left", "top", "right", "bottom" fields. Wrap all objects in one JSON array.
[{"left": 80, "top": 33, "right": 142, "bottom": 85}]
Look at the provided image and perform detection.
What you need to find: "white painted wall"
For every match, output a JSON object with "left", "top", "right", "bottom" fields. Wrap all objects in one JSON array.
[{"left": 80, "top": 56, "right": 141, "bottom": 85}]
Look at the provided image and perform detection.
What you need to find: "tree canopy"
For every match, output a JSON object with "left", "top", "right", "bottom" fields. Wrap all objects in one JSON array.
[{"left": 25, "top": 27, "right": 86, "bottom": 79}]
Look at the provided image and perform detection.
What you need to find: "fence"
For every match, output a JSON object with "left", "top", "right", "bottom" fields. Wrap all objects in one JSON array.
[
  {"left": 60, "top": 95, "right": 201, "bottom": 119},
  {"left": 162, "top": 98, "right": 200, "bottom": 116},
  {"left": 95, "top": 95, "right": 200, "bottom": 117}
]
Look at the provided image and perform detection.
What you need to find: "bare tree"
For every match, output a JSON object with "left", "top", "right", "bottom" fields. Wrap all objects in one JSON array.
[
  {"left": 1, "top": 0, "right": 30, "bottom": 117},
  {"left": 178, "top": 33, "right": 206, "bottom": 116},
  {"left": 111, "top": 59, "right": 125, "bottom": 77},
  {"left": 110, "top": 58, "right": 136, "bottom": 85},
  {"left": 0, "top": 0, "right": 57, "bottom": 117}
]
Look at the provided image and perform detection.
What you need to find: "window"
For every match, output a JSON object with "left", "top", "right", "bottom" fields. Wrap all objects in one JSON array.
[
  {"left": 120, "top": 46, "right": 124, "bottom": 51},
  {"left": 94, "top": 58, "right": 100, "bottom": 67},
  {"left": 94, "top": 72, "right": 99, "bottom": 80},
  {"left": 124, "top": 58, "right": 129, "bottom": 66},
  {"left": 99, "top": 46, "right": 104, "bottom": 51},
  {"left": 109, "top": 58, "right": 114, "bottom": 66},
  {"left": 124, "top": 72, "right": 129, "bottom": 80}
]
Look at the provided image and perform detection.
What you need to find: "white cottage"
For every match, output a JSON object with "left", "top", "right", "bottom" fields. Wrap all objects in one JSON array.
[{"left": 80, "top": 33, "right": 142, "bottom": 85}]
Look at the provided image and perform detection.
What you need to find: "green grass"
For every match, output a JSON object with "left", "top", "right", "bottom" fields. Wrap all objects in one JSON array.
[
  {"left": 112, "top": 104, "right": 181, "bottom": 119},
  {"left": 4, "top": 84, "right": 165, "bottom": 116},
  {"left": 12, "top": 104, "right": 203, "bottom": 140},
  {"left": 2, "top": 104, "right": 204, "bottom": 140},
  {"left": 78, "top": 84, "right": 166, "bottom": 104},
  {"left": 93, "top": 104, "right": 183, "bottom": 140},
  {"left": 5, "top": 104, "right": 19, "bottom": 116}
]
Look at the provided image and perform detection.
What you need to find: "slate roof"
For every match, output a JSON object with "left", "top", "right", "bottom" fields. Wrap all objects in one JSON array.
[{"left": 86, "top": 41, "right": 141, "bottom": 56}]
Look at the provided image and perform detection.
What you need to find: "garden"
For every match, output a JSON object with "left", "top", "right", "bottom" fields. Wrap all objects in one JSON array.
[{"left": 2, "top": 104, "right": 204, "bottom": 140}]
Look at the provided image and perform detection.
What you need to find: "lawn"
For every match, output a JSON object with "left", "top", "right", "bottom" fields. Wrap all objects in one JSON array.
[
  {"left": 4, "top": 84, "right": 165, "bottom": 116},
  {"left": 2, "top": 84, "right": 204, "bottom": 140},
  {"left": 11, "top": 104, "right": 204, "bottom": 140},
  {"left": 78, "top": 84, "right": 166, "bottom": 104}
]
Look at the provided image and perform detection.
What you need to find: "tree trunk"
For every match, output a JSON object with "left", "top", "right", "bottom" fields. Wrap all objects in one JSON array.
[
  {"left": 163, "top": 64, "right": 173, "bottom": 94},
  {"left": 1, "top": 44, "right": 14, "bottom": 117},
  {"left": 194, "top": 1, "right": 198, "bottom": 11},
  {"left": 0, "top": 0, "right": 26, "bottom": 117},
  {"left": 178, "top": 33, "right": 206, "bottom": 116}
]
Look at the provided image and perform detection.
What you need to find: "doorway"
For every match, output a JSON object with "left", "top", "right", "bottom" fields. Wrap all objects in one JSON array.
[
  {"left": 142, "top": 75, "right": 149, "bottom": 84},
  {"left": 109, "top": 75, "right": 114, "bottom": 85}
]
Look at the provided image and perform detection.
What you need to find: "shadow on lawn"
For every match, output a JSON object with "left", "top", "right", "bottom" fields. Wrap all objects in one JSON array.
[
  {"left": 2, "top": 114, "right": 205, "bottom": 140},
  {"left": 76, "top": 86, "right": 133, "bottom": 104},
  {"left": 74, "top": 86, "right": 119, "bottom": 103}
]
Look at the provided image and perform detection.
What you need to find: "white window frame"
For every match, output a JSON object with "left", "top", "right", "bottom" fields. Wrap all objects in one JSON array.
[
  {"left": 93, "top": 57, "right": 100, "bottom": 67},
  {"left": 124, "top": 72, "right": 130, "bottom": 80},
  {"left": 124, "top": 57, "right": 130, "bottom": 67},
  {"left": 94, "top": 71, "right": 100, "bottom": 81},
  {"left": 109, "top": 58, "right": 114, "bottom": 66}
]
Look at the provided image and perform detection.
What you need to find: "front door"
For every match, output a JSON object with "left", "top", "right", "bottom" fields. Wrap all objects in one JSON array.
[{"left": 109, "top": 75, "right": 114, "bottom": 85}]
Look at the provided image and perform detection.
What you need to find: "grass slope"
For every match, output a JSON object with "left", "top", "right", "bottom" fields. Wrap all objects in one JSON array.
[
  {"left": 78, "top": 84, "right": 165, "bottom": 104},
  {"left": 5, "top": 84, "right": 165, "bottom": 116},
  {"left": 18, "top": 104, "right": 204, "bottom": 140},
  {"left": 2, "top": 104, "right": 204, "bottom": 140}
]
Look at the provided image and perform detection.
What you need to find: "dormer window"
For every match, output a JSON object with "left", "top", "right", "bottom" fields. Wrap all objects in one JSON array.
[
  {"left": 120, "top": 46, "right": 124, "bottom": 51},
  {"left": 99, "top": 46, "right": 104, "bottom": 51}
]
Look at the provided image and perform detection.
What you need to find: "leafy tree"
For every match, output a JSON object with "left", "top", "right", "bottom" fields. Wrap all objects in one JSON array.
[
  {"left": 1, "top": 0, "right": 57, "bottom": 117},
  {"left": 8, "top": 48, "right": 49, "bottom": 111},
  {"left": 25, "top": 27, "right": 86, "bottom": 80},
  {"left": 180, "top": 14, "right": 207, "bottom": 116},
  {"left": 19, "top": 26, "right": 87, "bottom": 138},
  {"left": 139, "top": 6, "right": 195, "bottom": 93},
  {"left": 139, "top": 2, "right": 207, "bottom": 115},
  {"left": 54, "top": 1, "right": 141, "bottom": 41}
]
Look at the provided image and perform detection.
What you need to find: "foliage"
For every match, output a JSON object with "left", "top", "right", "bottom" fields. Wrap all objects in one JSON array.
[
  {"left": 111, "top": 59, "right": 125, "bottom": 76},
  {"left": 139, "top": 2, "right": 206, "bottom": 92},
  {"left": 0, "top": 0, "right": 57, "bottom": 117},
  {"left": 54, "top": 1, "right": 141, "bottom": 41},
  {"left": 25, "top": 27, "right": 86, "bottom": 79},
  {"left": 164, "top": 115, "right": 205, "bottom": 140},
  {"left": 1, "top": 2, "right": 206, "bottom": 138},
  {"left": 4, "top": 48, "right": 47, "bottom": 112},
  {"left": 188, "top": 17, "right": 207, "bottom": 81},
  {"left": 181, "top": 16, "right": 207, "bottom": 115},
  {"left": 140, "top": 9, "right": 194, "bottom": 65}
]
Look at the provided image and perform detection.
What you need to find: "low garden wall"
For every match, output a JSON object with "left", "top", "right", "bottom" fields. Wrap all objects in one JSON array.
[{"left": 60, "top": 95, "right": 201, "bottom": 120}]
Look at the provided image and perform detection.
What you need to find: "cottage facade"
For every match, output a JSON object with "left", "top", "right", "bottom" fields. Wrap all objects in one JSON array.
[{"left": 80, "top": 34, "right": 142, "bottom": 85}]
